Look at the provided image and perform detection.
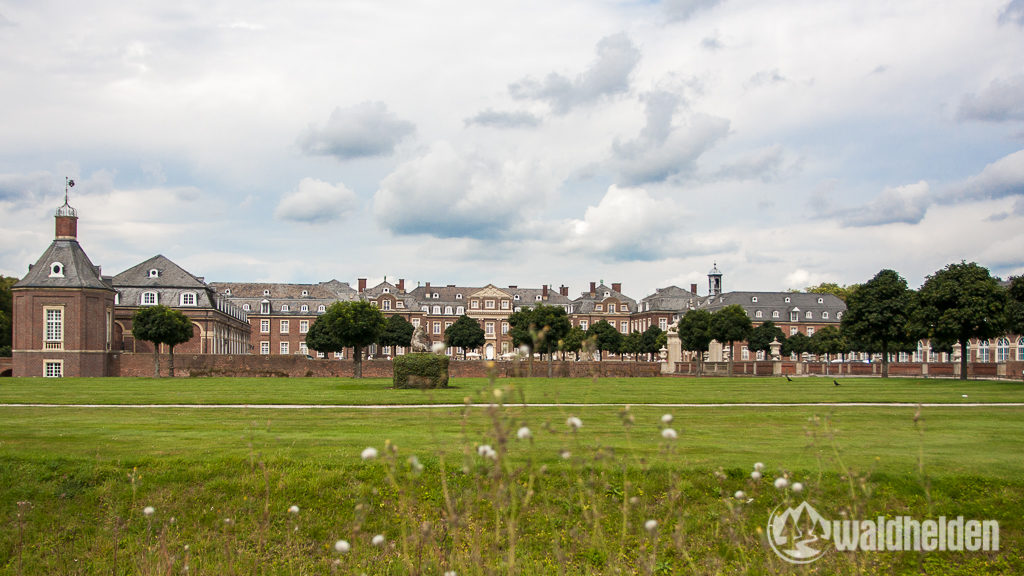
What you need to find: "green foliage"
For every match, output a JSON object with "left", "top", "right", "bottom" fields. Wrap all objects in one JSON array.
[
  {"left": 809, "top": 325, "right": 846, "bottom": 358},
  {"left": 560, "top": 326, "right": 587, "bottom": 360},
  {"left": 747, "top": 321, "right": 785, "bottom": 354},
  {"left": 917, "top": 262, "right": 1006, "bottom": 380},
  {"left": 306, "top": 301, "right": 386, "bottom": 378},
  {"left": 586, "top": 320, "right": 622, "bottom": 360},
  {"left": 640, "top": 325, "right": 666, "bottom": 361},
  {"left": 841, "top": 269, "right": 917, "bottom": 377},
  {"left": 392, "top": 353, "right": 449, "bottom": 388},
  {"left": 508, "top": 304, "right": 572, "bottom": 356},
  {"left": 1006, "top": 276, "right": 1024, "bottom": 335},
  {"left": 621, "top": 331, "right": 643, "bottom": 359},
  {"left": 800, "top": 282, "right": 861, "bottom": 303},
  {"left": 709, "top": 305, "right": 752, "bottom": 347},
  {"left": 444, "top": 315, "right": 486, "bottom": 358},
  {"left": 782, "top": 331, "right": 811, "bottom": 357},
  {"left": 0, "top": 344, "right": 10, "bottom": 357},
  {"left": 676, "top": 309, "right": 713, "bottom": 355},
  {"left": 379, "top": 315, "right": 415, "bottom": 349},
  {"left": 0, "top": 274, "right": 15, "bottom": 348},
  {"left": 132, "top": 305, "right": 195, "bottom": 377}
]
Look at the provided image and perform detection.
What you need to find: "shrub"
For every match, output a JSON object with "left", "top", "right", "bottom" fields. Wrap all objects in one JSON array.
[{"left": 393, "top": 353, "right": 449, "bottom": 388}]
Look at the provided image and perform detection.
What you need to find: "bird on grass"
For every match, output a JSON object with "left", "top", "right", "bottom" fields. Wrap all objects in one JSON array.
[
  {"left": 833, "top": 379, "right": 840, "bottom": 386},
  {"left": 785, "top": 375, "right": 792, "bottom": 382}
]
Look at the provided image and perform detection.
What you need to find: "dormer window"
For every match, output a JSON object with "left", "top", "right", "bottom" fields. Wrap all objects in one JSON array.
[
  {"left": 806, "top": 311, "right": 813, "bottom": 319},
  {"left": 445, "top": 306, "right": 453, "bottom": 315},
  {"left": 595, "top": 304, "right": 603, "bottom": 311},
  {"left": 383, "top": 287, "right": 390, "bottom": 294},
  {"left": 148, "top": 269, "right": 159, "bottom": 278},
  {"left": 535, "top": 295, "right": 541, "bottom": 302},
  {"left": 455, "top": 293, "right": 463, "bottom": 300},
  {"left": 49, "top": 262, "right": 65, "bottom": 278},
  {"left": 751, "top": 296, "right": 758, "bottom": 303},
  {"left": 822, "top": 311, "right": 829, "bottom": 320},
  {"left": 180, "top": 292, "right": 197, "bottom": 306},
  {"left": 837, "top": 312, "right": 843, "bottom": 320},
  {"left": 281, "top": 304, "right": 290, "bottom": 312},
  {"left": 772, "top": 311, "right": 780, "bottom": 319},
  {"left": 456, "top": 306, "right": 464, "bottom": 314},
  {"left": 142, "top": 291, "right": 158, "bottom": 305},
  {"left": 609, "top": 304, "right": 616, "bottom": 312},
  {"left": 604, "top": 291, "right": 610, "bottom": 297},
  {"left": 224, "top": 288, "right": 232, "bottom": 296},
  {"left": 242, "top": 304, "right": 251, "bottom": 311},
  {"left": 755, "top": 310, "right": 763, "bottom": 319},
  {"left": 432, "top": 293, "right": 439, "bottom": 299},
  {"left": 433, "top": 305, "right": 441, "bottom": 314},
  {"left": 784, "top": 297, "right": 791, "bottom": 303},
  {"left": 317, "top": 305, "right": 326, "bottom": 313},
  {"left": 260, "top": 300, "right": 270, "bottom": 315},
  {"left": 300, "top": 305, "right": 309, "bottom": 313},
  {"left": 263, "top": 289, "right": 270, "bottom": 296},
  {"left": 514, "top": 294, "right": 520, "bottom": 301},
  {"left": 301, "top": 290, "right": 308, "bottom": 297}
]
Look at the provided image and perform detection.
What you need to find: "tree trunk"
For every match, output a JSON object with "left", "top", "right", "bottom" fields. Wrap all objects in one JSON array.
[
  {"left": 354, "top": 345, "right": 363, "bottom": 379},
  {"left": 959, "top": 337, "right": 969, "bottom": 381},
  {"left": 168, "top": 345, "right": 175, "bottom": 378},
  {"left": 152, "top": 346, "right": 161, "bottom": 378},
  {"left": 881, "top": 343, "right": 889, "bottom": 378},
  {"left": 727, "top": 341, "right": 734, "bottom": 377},
  {"left": 547, "top": 350, "right": 554, "bottom": 378}
]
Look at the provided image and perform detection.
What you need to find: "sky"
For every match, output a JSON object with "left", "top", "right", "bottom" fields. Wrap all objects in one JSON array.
[{"left": 2, "top": 0, "right": 1023, "bottom": 300}]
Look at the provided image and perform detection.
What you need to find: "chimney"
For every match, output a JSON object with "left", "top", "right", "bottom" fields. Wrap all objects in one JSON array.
[
  {"left": 425, "top": 282, "right": 431, "bottom": 293},
  {"left": 542, "top": 285, "right": 549, "bottom": 299},
  {"left": 691, "top": 283, "right": 698, "bottom": 295},
  {"left": 560, "top": 285, "right": 569, "bottom": 297},
  {"left": 612, "top": 282, "right": 621, "bottom": 294},
  {"left": 358, "top": 278, "right": 367, "bottom": 293},
  {"left": 397, "top": 279, "right": 405, "bottom": 292},
  {"left": 590, "top": 282, "right": 596, "bottom": 296},
  {"left": 508, "top": 285, "right": 517, "bottom": 290}
]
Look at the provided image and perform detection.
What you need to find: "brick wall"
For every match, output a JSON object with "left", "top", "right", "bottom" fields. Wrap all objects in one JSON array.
[{"left": 0, "top": 357, "right": 12, "bottom": 376}]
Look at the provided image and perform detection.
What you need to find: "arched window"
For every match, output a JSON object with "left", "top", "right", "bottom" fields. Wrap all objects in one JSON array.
[
  {"left": 433, "top": 305, "right": 441, "bottom": 315},
  {"left": 805, "top": 311, "right": 813, "bottom": 319},
  {"left": 755, "top": 310, "right": 762, "bottom": 319},
  {"left": 456, "top": 306, "right": 465, "bottom": 315},
  {"left": 49, "top": 262, "right": 65, "bottom": 278},
  {"left": 317, "top": 305, "right": 326, "bottom": 313},
  {"left": 822, "top": 311, "right": 829, "bottom": 319},
  {"left": 148, "top": 269, "right": 159, "bottom": 278},
  {"left": 141, "top": 291, "right": 158, "bottom": 305},
  {"left": 996, "top": 338, "right": 1010, "bottom": 362},
  {"left": 772, "top": 311, "right": 780, "bottom": 319},
  {"left": 242, "top": 303, "right": 250, "bottom": 311},
  {"left": 281, "top": 304, "right": 290, "bottom": 312},
  {"left": 1018, "top": 337, "right": 1024, "bottom": 361},
  {"left": 300, "top": 305, "right": 309, "bottom": 313},
  {"left": 978, "top": 340, "right": 990, "bottom": 363},
  {"left": 445, "top": 306, "right": 453, "bottom": 315}
]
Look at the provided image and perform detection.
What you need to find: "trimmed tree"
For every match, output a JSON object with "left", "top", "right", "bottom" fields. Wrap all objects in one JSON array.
[
  {"left": 810, "top": 325, "right": 847, "bottom": 366},
  {"left": 508, "top": 304, "right": 572, "bottom": 376},
  {"left": 676, "top": 309, "right": 713, "bottom": 376},
  {"left": 748, "top": 321, "right": 785, "bottom": 360},
  {"left": 0, "top": 274, "right": 16, "bottom": 350},
  {"left": 621, "top": 331, "right": 644, "bottom": 361},
  {"left": 1007, "top": 276, "right": 1024, "bottom": 336},
  {"left": 132, "top": 304, "right": 194, "bottom": 377},
  {"left": 916, "top": 262, "right": 1006, "bottom": 380},
  {"left": 445, "top": 315, "right": 486, "bottom": 359},
  {"left": 841, "top": 269, "right": 917, "bottom": 378},
  {"left": 640, "top": 325, "right": 667, "bottom": 361},
  {"left": 709, "top": 305, "right": 753, "bottom": 376},
  {"left": 306, "top": 301, "right": 386, "bottom": 378},
  {"left": 586, "top": 320, "right": 623, "bottom": 361},
  {"left": 782, "top": 331, "right": 811, "bottom": 360},
  {"left": 379, "top": 315, "right": 415, "bottom": 353},
  {"left": 561, "top": 326, "right": 587, "bottom": 361}
]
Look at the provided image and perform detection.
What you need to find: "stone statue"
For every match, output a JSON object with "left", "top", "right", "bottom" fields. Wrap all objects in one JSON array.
[{"left": 410, "top": 324, "right": 431, "bottom": 353}]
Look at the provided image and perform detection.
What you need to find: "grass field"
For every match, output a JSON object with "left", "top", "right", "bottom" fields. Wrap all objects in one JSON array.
[{"left": 1, "top": 376, "right": 1023, "bottom": 574}]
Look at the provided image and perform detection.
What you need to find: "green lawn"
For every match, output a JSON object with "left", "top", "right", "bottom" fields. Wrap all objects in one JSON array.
[
  {"left": 2, "top": 375, "right": 1023, "bottom": 405},
  {"left": 1, "top": 377, "right": 1023, "bottom": 574}
]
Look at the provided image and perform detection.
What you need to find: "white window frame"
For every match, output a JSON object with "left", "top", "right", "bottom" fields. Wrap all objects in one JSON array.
[
  {"left": 383, "top": 300, "right": 391, "bottom": 311},
  {"left": 595, "top": 304, "right": 603, "bottom": 312},
  {"left": 49, "top": 262, "right": 64, "bottom": 278},
  {"left": 280, "top": 320, "right": 289, "bottom": 334},
  {"left": 299, "top": 320, "right": 309, "bottom": 334},
  {"left": 471, "top": 300, "right": 480, "bottom": 309},
  {"left": 148, "top": 268, "right": 159, "bottom": 278},
  {"left": 445, "top": 306, "right": 453, "bottom": 315},
  {"left": 456, "top": 306, "right": 465, "bottom": 315},
  {"left": 485, "top": 322, "right": 495, "bottom": 336},
  {"left": 44, "top": 360, "right": 63, "bottom": 378},
  {"left": 433, "top": 322, "right": 441, "bottom": 335},
  {"left": 260, "top": 341, "right": 270, "bottom": 355},
  {"left": 260, "top": 319, "right": 270, "bottom": 333},
  {"left": 180, "top": 292, "right": 197, "bottom": 306},
  {"left": 485, "top": 299, "right": 495, "bottom": 309},
  {"left": 280, "top": 342, "right": 289, "bottom": 355},
  {"left": 317, "top": 305, "right": 326, "bottom": 313},
  {"left": 755, "top": 310, "right": 763, "bottom": 319},
  {"left": 433, "top": 306, "right": 441, "bottom": 315},
  {"left": 501, "top": 300, "right": 510, "bottom": 309},
  {"left": 281, "top": 304, "right": 290, "bottom": 312},
  {"left": 142, "top": 291, "right": 158, "bottom": 306},
  {"left": 772, "top": 311, "right": 780, "bottom": 319},
  {"left": 44, "top": 306, "right": 64, "bottom": 350}
]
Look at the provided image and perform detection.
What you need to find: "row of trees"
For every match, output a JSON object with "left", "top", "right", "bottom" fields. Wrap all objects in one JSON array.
[
  {"left": 0, "top": 275, "right": 16, "bottom": 356},
  {"left": 673, "top": 262, "right": 1024, "bottom": 380}
]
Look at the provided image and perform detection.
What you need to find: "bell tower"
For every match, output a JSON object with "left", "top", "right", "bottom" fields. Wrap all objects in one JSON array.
[
  {"left": 11, "top": 179, "right": 117, "bottom": 377},
  {"left": 708, "top": 262, "right": 723, "bottom": 297}
]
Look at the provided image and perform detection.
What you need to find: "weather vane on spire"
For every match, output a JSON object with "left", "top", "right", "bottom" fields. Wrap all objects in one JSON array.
[{"left": 64, "top": 177, "right": 75, "bottom": 205}]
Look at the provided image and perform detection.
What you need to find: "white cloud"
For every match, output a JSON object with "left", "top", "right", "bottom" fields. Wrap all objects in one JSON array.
[
  {"left": 509, "top": 34, "right": 641, "bottom": 114},
  {"left": 464, "top": 109, "right": 542, "bottom": 129},
  {"left": 957, "top": 75, "right": 1024, "bottom": 122},
  {"left": 274, "top": 178, "right": 358, "bottom": 224},
  {"left": 944, "top": 148, "right": 1024, "bottom": 201},
  {"left": 664, "top": 0, "right": 726, "bottom": 21},
  {"left": 298, "top": 102, "right": 415, "bottom": 160},
  {"left": 560, "top": 185, "right": 682, "bottom": 261},
  {"left": 840, "top": 181, "right": 931, "bottom": 227},
  {"left": 373, "top": 141, "right": 552, "bottom": 239}
]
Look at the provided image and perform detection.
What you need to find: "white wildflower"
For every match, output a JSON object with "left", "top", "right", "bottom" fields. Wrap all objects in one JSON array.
[
  {"left": 792, "top": 482, "right": 804, "bottom": 494},
  {"left": 372, "top": 534, "right": 385, "bottom": 547},
  {"left": 288, "top": 505, "right": 300, "bottom": 515},
  {"left": 408, "top": 455, "right": 424, "bottom": 473},
  {"left": 516, "top": 426, "right": 532, "bottom": 440},
  {"left": 661, "top": 413, "right": 673, "bottom": 424},
  {"left": 661, "top": 428, "right": 678, "bottom": 440},
  {"left": 477, "top": 444, "right": 497, "bottom": 460},
  {"left": 751, "top": 471, "right": 762, "bottom": 481},
  {"left": 734, "top": 490, "right": 746, "bottom": 500},
  {"left": 754, "top": 462, "right": 765, "bottom": 472},
  {"left": 334, "top": 539, "right": 351, "bottom": 553},
  {"left": 559, "top": 449, "right": 571, "bottom": 460},
  {"left": 431, "top": 342, "right": 446, "bottom": 354},
  {"left": 361, "top": 447, "right": 378, "bottom": 460},
  {"left": 143, "top": 506, "right": 154, "bottom": 517},
  {"left": 774, "top": 477, "right": 789, "bottom": 490},
  {"left": 444, "top": 571, "right": 458, "bottom": 576},
  {"left": 567, "top": 416, "right": 583, "bottom": 430},
  {"left": 644, "top": 519, "right": 657, "bottom": 532}
]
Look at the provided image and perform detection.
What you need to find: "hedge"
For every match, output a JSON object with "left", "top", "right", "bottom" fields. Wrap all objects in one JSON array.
[{"left": 393, "top": 353, "right": 450, "bottom": 389}]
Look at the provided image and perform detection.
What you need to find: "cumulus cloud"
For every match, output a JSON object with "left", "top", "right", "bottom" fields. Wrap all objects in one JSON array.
[
  {"left": 464, "top": 109, "right": 542, "bottom": 128},
  {"left": 836, "top": 181, "right": 932, "bottom": 227},
  {"left": 942, "top": 149, "right": 1024, "bottom": 201},
  {"left": 746, "top": 68, "right": 788, "bottom": 88},
  {"left": 0, "top": 172, "right": 57, "bottom": 204},
  {"left": 561, "top": 186, "right": 681, "bottom": 261},
  {"left": 373, "top": 141, "right": 551, "bottom": 239},
  {"left": 1000, "top": 0, "right": 1024, "bottom": 26},
  {"left": 298, "top": 102, "right": 415, "bottom": 160},
  {"left": 711, "top": 145, "right": 798, "bottom": 183},
  {"left": 664, "top": 0, "right": 725, "bottom": 21},
  {"left": 611, "top": 90, "right": 730, "bottom": 185},
  {"left": 274, "top": 178, "right": 358, "bottom": 224},
  {"left": 509, "top": 34, "right": 640, "bottom": 114},
  {"left": 957, "top": 75, "right": 1024, "bottom": 122}
]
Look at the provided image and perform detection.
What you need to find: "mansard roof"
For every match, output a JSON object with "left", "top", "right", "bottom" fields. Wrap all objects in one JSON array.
[
  {"left": 696, "top": 291, "right": 846, "bottom": 321},
  {"left": 571, "top": 283, "right": 638, "bottom": 313},
  {"left": 210, "top": 280, "right": 357, "bottom": 301},
  {"left": 113, "top": 254, "right": 207, "bottom": 288},
  {"left": 14, "top": 238, "right": 113, "bottom": 291},
  {"left": 639, "top": 285, "right": 697, "bottom": 313}
]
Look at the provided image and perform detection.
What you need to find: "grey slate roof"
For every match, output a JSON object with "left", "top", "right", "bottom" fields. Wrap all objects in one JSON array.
[
  {"left": 14, "top": 239, "right": 113, "bottom": 291},
  {"left": 112, "top": 255, "right": 216, "bottom": 308},
  {"left": 570, "top": 283, "right": 638, "bottom": 314},
  {"left": 639, "top": 285, "right": 697, "bottom": 313},
  {"left": 209, "top": 280, "right": 358, "bottom": 315},
  {"left": 696, "top": 291, "right": 846, "bottom": 323}
]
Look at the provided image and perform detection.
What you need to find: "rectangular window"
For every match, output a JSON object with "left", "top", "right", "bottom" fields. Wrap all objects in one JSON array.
[
  {"left": 383, "top": 300, "right": 391, "bottom": 311},
  {"left": 501, "top": 300, "right": 510, "bottom": 310},
  {"left": 621, "top": 321, "right": 628, "bottom": 333},
  {"left": 280, "top": 342, "right": 289, "bottom": 355},
  {"left": 318, "top": 352, "right": 325, "bottom": 358},
  {"left": 44, "top": 307, "right": 63, "bottom": 350},
  {"left": 433, "top": 322, "right": 441, "bottom": 335},
  {"left": 807, "top": 327, "right": 815, "bottom": 336},
  {"left": 790, "top": 312, "right": 799, "bottom": 322},
  {"left": 260, "top": 319, "right": 270, "bottom": 333},
  {"left": 790, "top": 326, "right": 798, "bottom": 336},
  {"left": 486, "top": 322, "right": 495, "bottom": 336},
  {"left": 334, "top": 352, "right": 343, "bottom": 359},
  {"left": 280, "top": 320, "right": 289, "bottom": 333},
  {"left": 411, "top": 318, "right": 420, "bottom": 327},
  {"left": 142, "top": 292, "right": 157, "bottom": 305},
  {"left": 485, "top": 300, "right": 495, "bottom": 309},
  {"left": 299, "top": 320, "right": 309, "bottom": 333},
  {"left": 609, "top": 304, "right": 616, "bottom": 313},
  {"left": 300, "top": 342, "right": 308, "bottom": 355},
  {"left": 501, "top": 322, "right": 509, "bottom": 334},
  {"left": 471, "top": 300, "right": 479, "bottom": 309},
  {"left": 595, "top": 304, "right": 603, "bottom": 312},
  {"left": 580, "top": 320, "right": 588, "bottom": 330},
  {"left": 260, "top": 341, "right": 270, "bottom": 355},
  {"left": 659, "top": 318, "right": 667, "bottom": 331},
  {"left": 445, "top": 321, "right": 453, "bottom": 330},
  {"left": 741, "top": 346, "right": 749, "bottom": 360},
  {"left": 44, "top": 360, "right": 63, "bottom": 378},
  {"left": 181, "top": 293, "right": 196, "bottom": 306}
]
